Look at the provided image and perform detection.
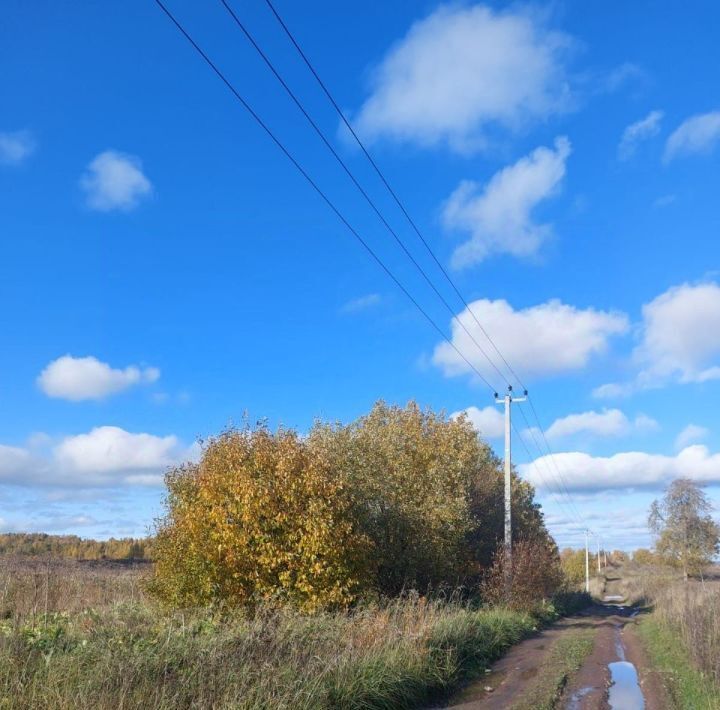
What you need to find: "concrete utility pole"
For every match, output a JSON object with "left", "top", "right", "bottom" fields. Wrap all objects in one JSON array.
[
  {"left": 596, "top": 536, "right": 601, "bottom": 573},
  {"left": 494, "top": 385, "right": 527, "bottom": 568},
  {"left": 584, "top": 529, "right": 590, "bottom": 593}
]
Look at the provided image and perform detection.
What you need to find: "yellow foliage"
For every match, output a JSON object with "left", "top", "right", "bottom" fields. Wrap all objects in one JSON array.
[
  {"left": 151, "top": 428, "right": 367, "bottom": 611},
  {"left": 151, "top": 401, "right": 555, "bottom": 610}
]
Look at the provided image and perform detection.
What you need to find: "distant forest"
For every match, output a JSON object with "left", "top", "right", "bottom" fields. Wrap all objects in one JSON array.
[{"left": 0, "top": 533, "right": 153, "bottom": 560}]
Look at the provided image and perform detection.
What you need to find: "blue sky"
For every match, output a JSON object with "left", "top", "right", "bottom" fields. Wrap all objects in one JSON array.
[{"left": 2, "top": 1, "right": 720, "bottom": 550}]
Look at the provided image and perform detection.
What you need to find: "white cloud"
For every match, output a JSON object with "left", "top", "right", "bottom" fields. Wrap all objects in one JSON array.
[
  {"left": 432, "top": 297, "right": 628, "bottom": 384},
  {"left": 0, "top": 130, "right": 35, "bottom": 165},
  {"left": 353, "top": 4, "right": 571, "bottom": 151},
  {"left": 594, "top": 281, "right": 720, "bottom": 396},
  {"left": 635, "top": 282, "right": 720, "bottom": 385},
  {"left": 341, "top": 293, "right": 381, "bottom": 313},
  {"left": 618, "top": 110, "right": 663, "bottom": 160},
  {"left": 664, "top": 111, "right": 720, "bottom": 161},
  {"left": 54, "top": 427, "right": 178, "bottom": 476},
  {"left": 37, "top": 355, "right": 160, "bottom": 401},
  {"left": 0, "top": 427, "right": 193, "bottom": 488},
  {"left": 546, "top": 409, "right": 629, "bottom": 440},
  {"left": 675, "top": 424, "right": 708, "bottom": 450},
  {"left": 451, "top": 405, "right": 504, "bottom": 438},
  {"left": 634, "top": 414, "right": 660, "bottom": 432},
  {"left": 80, "top": 150, "right": 152, "bottom": 210},
  {"left": 522, "top": 445, "right": 720, "bottom": 492},
  {"left": 544, "top": 408, "right": 658, "bottom": 440},
  {"left": 591, "top": 382, "right": 630, "bottom": 400},
  {"left": 444, "top": 137, "right": 571, "bottom": 267}
]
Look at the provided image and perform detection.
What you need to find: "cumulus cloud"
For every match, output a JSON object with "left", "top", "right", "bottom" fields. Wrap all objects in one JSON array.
[
  {"left": 546, "top": 409, "right": 627, "bottom": 440},
  {"left": 0, "top": 130, "right": 35, "bottom": 165},
  {"left": 451, "top": 405, "right": 504, "bottom": 438},
  {"left": 353, "top": 4, "right": 572, "bottom": 151},
  {"left": 80, "top": 150, "right": 152, "bottom": 210},
  {"left": 618, "top": 110, "right": 663, "bottom": 160},
  {"left": 522, "top": 445, "right": 720, "bottom": 492},
  {"left": 0, "top": 427, "right": 193, "bottom": 488},
  {"left": 593, "top": 281, "right": 720, "bottom": 396},
  {"left": 544, "top": 409, "right": 658, "bottom": 440},
  {"left": 37, "top": 355, "right": 160, "bottom": 401},
  {"left": 675, "top": 424, "right": 708, "bottom": 450},
  {"left": 635, "top": 282, "right": 720, "bottom": 385},
  {"left": 444, "top": 137, "right": 571, "bottom": 267},
  {"left": 432, "top": 297, "right": 628, "bottom": 384},
  {"left": 664, "top": 111, "right": 720, "bottom": 161},
  {"left": 341, "top": 293, "right": 381, "bottom": 313}
]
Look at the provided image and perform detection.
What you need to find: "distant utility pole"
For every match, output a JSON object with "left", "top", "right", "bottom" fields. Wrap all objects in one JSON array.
[
  {"left": 584, "top": 529, "right": 590, "bottom": 593},
  {"left": 495, "top": 385, "right": 527, "bottom": 569},
  {"left": 596, "top": 536, "right": 601, "bottom": 573}
]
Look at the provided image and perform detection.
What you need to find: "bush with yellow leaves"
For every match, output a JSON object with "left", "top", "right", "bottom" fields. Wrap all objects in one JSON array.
[{"left": 150, "top": 401, "right": 555, "bottom": 610}]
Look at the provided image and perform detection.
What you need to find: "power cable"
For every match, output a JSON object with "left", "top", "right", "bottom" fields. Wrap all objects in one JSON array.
[{"left": 154, "top": 0, "right": 498, "bottom": 396}]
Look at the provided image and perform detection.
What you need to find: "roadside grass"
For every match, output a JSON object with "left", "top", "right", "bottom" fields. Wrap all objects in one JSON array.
[
  {"left": 637, "top": 615, "right": 720, "bottom": 710},
  {"left": 510, "top": 627, "right": 596, "bottom": 710},
  {"left": 0, "top": 560, "right": 592, "bottom": 710},
  {"left": 0, "top": 599, "right": 538, "bottom": 710}
]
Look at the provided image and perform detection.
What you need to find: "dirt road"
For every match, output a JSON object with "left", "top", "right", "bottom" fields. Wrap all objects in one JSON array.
[{"left": 442, "top": 586, "right": 669, "bottom": 709}]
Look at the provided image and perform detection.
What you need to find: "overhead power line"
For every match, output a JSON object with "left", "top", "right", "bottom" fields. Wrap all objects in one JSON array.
[
  {"left": 218, "top": 0, "right": 513, "bottom": 391},
  {"left": 260, "top": 0, "right": 527, "bottom": 392},
  {"left": 255, "top": 0, "right": 588, "bottom": 526},
  {"left": 154, "top": 0, "right": 498, "bottom": 396},
  {"left": 156, "top": 0, "right": 591, "bottom": 532}
]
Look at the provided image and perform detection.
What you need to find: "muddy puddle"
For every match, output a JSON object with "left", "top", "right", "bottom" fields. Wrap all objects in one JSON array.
[
  {"left": 608, "top": 661, "right": 644, "bottom": 709},
  {"left": 606, "top": 607, "right": 644, "bottom": 710}
]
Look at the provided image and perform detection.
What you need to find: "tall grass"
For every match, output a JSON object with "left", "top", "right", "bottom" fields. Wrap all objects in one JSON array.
[
  {"left": 619, "top": 564, "right": 720, "bottom": 702},
  {"left": 0, "top": 558, "right": 565, "bottom": 710}
]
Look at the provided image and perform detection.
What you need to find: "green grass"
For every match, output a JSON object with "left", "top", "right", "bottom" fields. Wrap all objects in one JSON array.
[
  {"left": 0, "top": 600, "right": 544, "bottom": 710},
  {"left": 511, "top": 627, "right": 596, "bottom": 710},
  {"left": 637, "top": 615, "right": 720, "bottom": 710}
]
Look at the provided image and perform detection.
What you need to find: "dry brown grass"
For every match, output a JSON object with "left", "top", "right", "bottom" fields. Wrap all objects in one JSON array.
[
  {"left": 619, "top": 564, "right": 720, "bottom": 687},
  {"left": 0, "top": 557, "right": 548, "bottom": 710},
  {"left": 0, "top": 557, "right": 150, "bottom": 621}
]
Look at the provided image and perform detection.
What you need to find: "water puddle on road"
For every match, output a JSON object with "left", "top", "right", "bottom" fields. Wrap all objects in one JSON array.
[
  {"left": 608, "top": 661, "right": 645, "bottom": 709},
  {"left": 565, "top": 685, "right": 593, "bottom": 709}
]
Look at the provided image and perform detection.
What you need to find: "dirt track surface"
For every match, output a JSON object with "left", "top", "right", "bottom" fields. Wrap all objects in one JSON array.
[{"left": 443, "top": 599, "right": 669, "bottom": 709}]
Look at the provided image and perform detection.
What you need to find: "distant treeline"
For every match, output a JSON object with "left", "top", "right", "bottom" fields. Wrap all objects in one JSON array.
[{"left": 0, "top": 533, "right": 153, "bottom": 560}]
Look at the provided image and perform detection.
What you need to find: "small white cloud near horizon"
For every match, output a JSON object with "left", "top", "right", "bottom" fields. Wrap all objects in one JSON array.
[
  {"left": 353, "top": 4, "right": 572, "bottom": 152},
  {"left": 618, "top": 110, "right": 663, "bottom": 160},
  {"left": 664, "top": 110, "right": 720, "bottom": 161},
  {"left": 341, "top": 293, "right": 382, "bottom": 314},
  {"left": 544, "top": 408, "right": 657, "bottom": 440},
  {"left": 38, "top": 355, "right": 160, "bottom": 401},
  {"left": 80, "top": 150, "right": 152, "bottom": 211},
  {"left": 675, "top": 424, "right": 709, "bottom": 450},
  {"left": 433, "top": 297, "right": 628, "bottom": 383},
  {"left": 521, "top": 444, "right": 720, "bottom": 493},
  {"left": 0, "top": 130, "right": 35, "bottom": 165},
  {"left": 451, "top": 405, "right": 505, "bottom": 438},
  {"left": 444, "top": 137, "right": 571, "bottom": 268}
]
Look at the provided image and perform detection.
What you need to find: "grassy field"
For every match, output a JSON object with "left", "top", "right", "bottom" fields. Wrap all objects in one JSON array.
[
  {"left": 617, "top": 564, "right": 720, "bottom": 709},
  {"left": 0, "top": 557, "right": 588, "bottom": 710}
]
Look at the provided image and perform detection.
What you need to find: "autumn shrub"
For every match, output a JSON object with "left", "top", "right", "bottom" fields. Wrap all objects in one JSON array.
[
  {"left": 481, "top": 538, "right": 565, "bottom": 613},
  {"left": 150, "top": 427, "right": 368, "bottom": 611},
  {"left": 150, "top": 401, "right": 553, "bottom": 610}
]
